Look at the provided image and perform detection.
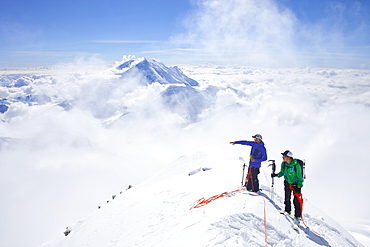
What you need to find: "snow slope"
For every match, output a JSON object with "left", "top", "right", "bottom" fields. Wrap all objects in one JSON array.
[{"left": 43, "top": 146, "right": 362, "bottom": 247}]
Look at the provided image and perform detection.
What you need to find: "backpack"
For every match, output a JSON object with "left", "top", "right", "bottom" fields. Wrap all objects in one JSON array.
[{"left": 295, "top": 159, "right": 306, "bottom": 179}]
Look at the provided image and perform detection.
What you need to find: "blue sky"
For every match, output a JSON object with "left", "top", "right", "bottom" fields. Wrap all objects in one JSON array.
[{"left": 1, "top": 0, "right": 369, "bottom": 68}]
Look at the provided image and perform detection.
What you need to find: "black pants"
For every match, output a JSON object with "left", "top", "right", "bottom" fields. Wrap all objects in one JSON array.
[
  {"left": 284, "top": 180, "right": 302, "bottom": 217},
  {"left": 245, "top": 166, "right": 260, "bottom": 192}
]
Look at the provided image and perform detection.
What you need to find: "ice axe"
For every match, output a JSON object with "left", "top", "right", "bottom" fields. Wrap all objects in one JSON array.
[{"left": 268, "top": 160, "right": 276, "bottom": 201}]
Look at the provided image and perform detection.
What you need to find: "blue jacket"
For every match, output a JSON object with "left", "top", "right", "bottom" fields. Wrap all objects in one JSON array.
[{"left": 235, "top": 141, "right": 267, "bottom": 168}]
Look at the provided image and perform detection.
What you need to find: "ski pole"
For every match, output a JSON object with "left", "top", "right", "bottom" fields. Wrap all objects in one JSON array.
[
  {"left": 268, "top": 160, "right": 276, "bottom": 201},
  {"left": 239, "top": 157, "right": 246, "bottom": 187}
]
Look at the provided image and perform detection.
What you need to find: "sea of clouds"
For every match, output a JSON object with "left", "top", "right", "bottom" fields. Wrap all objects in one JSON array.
[{"left": 0, "top": 62, "right": 370, "bottom": 246}]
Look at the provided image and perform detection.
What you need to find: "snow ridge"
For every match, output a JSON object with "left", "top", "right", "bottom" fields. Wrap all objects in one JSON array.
[{"left": 42, "top": 146, "right": 363, "bottom": 247}]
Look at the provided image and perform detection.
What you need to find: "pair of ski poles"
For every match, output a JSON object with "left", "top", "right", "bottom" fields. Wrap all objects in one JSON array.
[{"left": 240, "top": 157, "right": 276, "bottom": 200}]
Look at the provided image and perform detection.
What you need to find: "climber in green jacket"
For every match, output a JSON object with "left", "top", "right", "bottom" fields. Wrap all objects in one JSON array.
[{"left": 272, "top": 150, "right": 304, "bottom": 222}]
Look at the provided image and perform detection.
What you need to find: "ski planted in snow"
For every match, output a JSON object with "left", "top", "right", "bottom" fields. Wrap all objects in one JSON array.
[{"left": 280, "top": 211, "right": 300, "bottom": 232}]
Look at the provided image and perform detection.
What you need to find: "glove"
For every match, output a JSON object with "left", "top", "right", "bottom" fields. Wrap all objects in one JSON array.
[{"left": 271, "top": 173, "right": 278, "bottom": 178}]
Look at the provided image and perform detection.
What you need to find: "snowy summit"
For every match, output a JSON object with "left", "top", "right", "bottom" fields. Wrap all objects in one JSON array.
[
  {"left": 114, "top": 55, "right": 199, "bottom": 86},
  {"left": 43, "top": 146, "right": 362, "bottom": 247}
]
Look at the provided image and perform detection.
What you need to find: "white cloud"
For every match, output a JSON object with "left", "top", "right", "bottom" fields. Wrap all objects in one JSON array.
[
  {"left": 171, "top": 0, "right": 298, "bottom": 67},
  {"left": 169, "top": 0, "right": 370, "bottom": 68}
]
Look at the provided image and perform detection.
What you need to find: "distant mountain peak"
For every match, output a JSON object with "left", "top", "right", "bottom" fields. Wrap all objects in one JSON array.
[{"left": 114, "top": 55, "right": 199, "bottom": 86}]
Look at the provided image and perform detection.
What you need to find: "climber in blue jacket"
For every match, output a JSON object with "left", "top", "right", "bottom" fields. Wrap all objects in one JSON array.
[{"left": 230, "top": 134, "right": 267, "bottom": 192}]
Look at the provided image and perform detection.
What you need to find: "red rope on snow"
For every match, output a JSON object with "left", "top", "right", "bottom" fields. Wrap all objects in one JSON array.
[
  {"left": 190, "top": 187, "right": 246, "bottom": 209},
  {"left": 255, "top": 191, "right": 268, "bottom": 247},
  {"left": 190, "top": 188, "right": 268, "bottom": 247}
]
